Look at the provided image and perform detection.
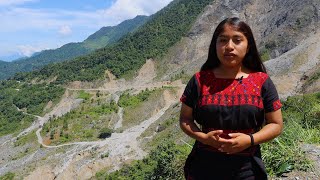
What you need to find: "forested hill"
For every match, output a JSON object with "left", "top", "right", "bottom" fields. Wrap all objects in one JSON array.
[
  {"left": 0, "top": 60, "right": 9, "bottom": 80},
  {"left": 13, "top": 0, "right": 213, "bottom": 84},
  {"left": 84, "top": 15, "right": 149, "bottom": 49},
  {"left": 0, "top": 15, "right": 149, "bottom": 80},
  {"left": 0, "top": 60, "right": 8, "bottom": 65}
]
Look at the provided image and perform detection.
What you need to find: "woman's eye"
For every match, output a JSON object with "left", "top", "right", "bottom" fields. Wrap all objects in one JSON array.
[
  {"left": 218, "top": 38, "right": 228, "bottom": 43},
  {"left": 233, "top": 39, "right": 242, "bottom": 44}
]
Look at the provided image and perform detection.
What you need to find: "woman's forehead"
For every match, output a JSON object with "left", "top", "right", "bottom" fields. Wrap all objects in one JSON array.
[{"left": 218, "top": 24, "right": 246, "bottom": 37}]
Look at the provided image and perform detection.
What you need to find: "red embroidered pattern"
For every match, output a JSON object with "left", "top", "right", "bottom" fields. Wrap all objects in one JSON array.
[
  {"left": 195, "top": 71, "right": 268, "bottom": 109},
  {"left": 180, "top": 94, "right": 187, "bottom": 103},
  {"left": 273, "top": 99, "right": 282, "bottom": 111}
]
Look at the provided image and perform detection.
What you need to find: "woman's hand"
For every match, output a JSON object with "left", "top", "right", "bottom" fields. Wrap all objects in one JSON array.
[
  {"left": 200, "top": 130, "right": 225, "bottom": 149},
  {"left": 217, "top": 133, "right": 251, "bottom": 154}
]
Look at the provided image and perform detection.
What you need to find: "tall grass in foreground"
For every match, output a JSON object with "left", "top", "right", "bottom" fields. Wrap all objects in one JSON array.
[{"left": 262, "top": 92, "right": 320, "bottom": 176}]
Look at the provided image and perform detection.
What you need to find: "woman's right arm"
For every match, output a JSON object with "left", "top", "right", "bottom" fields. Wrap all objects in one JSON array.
[{"left": 179, "top": 103, "right": 224, "bottom": 149}]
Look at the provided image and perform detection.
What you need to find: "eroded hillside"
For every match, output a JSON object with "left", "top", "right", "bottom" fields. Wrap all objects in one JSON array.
[{"left": 1, "top": 0, "right": 320, "bottom": 179}]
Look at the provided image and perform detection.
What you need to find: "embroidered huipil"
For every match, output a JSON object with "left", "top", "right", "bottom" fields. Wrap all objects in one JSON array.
[{"left": 180, "top": 70, "right": 282, "bottom": 154}]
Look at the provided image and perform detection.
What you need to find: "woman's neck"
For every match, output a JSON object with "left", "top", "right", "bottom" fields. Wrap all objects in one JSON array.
[{"left": 214, "top": 65, "right": 250, "bottom": 79}]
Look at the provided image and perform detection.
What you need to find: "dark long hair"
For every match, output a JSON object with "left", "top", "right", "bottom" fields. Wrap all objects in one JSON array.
[{"left": 201, "top": 17, "right": 266, "bottom": 73}]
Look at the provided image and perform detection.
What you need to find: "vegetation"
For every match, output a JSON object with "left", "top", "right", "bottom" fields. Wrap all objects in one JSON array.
[
  {"left": 120, "top": 88, "right": 164, "bottom": 130},
  {"left": 13, "top": 0, "right": 213, "bottom": 83},
  {"left": 0, "top": 16, "right": 149, "bottom": 80},
  {"left": 0, "top": 80, "right": 63, "bottom": 136},
  {"left": 170, "top": 70, "right": 192, "bottom": 84},
  {"left": 78, "top": 90, "right": 92, "bottom": 101},
  {"left": 0, "top": 172, "right": 15, "bottom": 180},
  {"left": 84, "top": 15, "right": 149, "bottom": 49},
  {"left": 96, "top": 141, "right": 188, "bottom": 180},
  {"left": 118, "top": 89, "right": 153, "bottom": 108},
  {"left": 41, "top": 92, "right": 119, "bottom": 145},
  {"left": 95, "top": 92, "right": 320, "bottom": 178},
  {"left": 260, "top": 47, "right": 271, "bottom": 62},
  {"left": 303, "top": 69, "right": 320, "bottom": 89},
  {"left": 98, "top": 128, "right": 114, "bottom": 139},
  {"left": 13, "top": 83, "right": 65, "bottom": 115}
]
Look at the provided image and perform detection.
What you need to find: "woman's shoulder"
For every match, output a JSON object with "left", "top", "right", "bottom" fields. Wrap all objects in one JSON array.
[
  {"left": 195, "top": 70, "right": 215, "bottom": 78},
  {"left": 249, "top": 71, "right": 269, "bottom": 83}
]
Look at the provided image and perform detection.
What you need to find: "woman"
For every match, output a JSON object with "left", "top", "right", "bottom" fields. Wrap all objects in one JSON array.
[{"left": 180, "top": 17, "right": 283, "bottom": 179}]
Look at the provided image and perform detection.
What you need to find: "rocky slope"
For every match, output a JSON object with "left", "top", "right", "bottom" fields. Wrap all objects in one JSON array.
[
  {"left": 1, "top": 0, "right": 320, "bottom": 179},
  {"left": 159, "top": 0, "right": 320, "bottom": 97}
]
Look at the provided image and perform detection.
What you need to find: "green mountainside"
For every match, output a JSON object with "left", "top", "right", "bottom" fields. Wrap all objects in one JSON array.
[
  {"left": 0, "top": 0, "right": 212, "bottom": 138},
  {"left": 84, "top": 15, "right": 149, "bottom": 49},
  {"left": 0, "top": 15, "right": 149, "bottom": 80},
  {"left": 0, "top": 61, "right": 9, "bottom": 81},
  {"left": 13, "top": 0, "right": 212, "bottom": 83},
  {"left": 1, "top": 0, "right": 319, "bottom": 179}
]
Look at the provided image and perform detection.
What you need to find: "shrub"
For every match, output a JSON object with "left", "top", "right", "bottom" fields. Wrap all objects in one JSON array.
[{"left": 98, "top": 128, "right": 113, "bottom": 138}]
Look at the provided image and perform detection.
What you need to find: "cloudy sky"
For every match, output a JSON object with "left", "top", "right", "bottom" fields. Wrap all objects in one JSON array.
[{"left": 0, "top": 0, "right": 173, "bottom": 61}]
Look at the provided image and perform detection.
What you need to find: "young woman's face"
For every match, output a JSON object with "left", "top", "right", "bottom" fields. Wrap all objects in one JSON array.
[{"left": 216, "top": 24, "right": 249, "bottom": 68}]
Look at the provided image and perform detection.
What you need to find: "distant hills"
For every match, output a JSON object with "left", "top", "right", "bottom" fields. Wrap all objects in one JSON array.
[
  {"left": 14, "top": 0, "right": 213, "bottom": 83},
  {"left": 0, "top": 15, "right": 149, "bottom": 80}
]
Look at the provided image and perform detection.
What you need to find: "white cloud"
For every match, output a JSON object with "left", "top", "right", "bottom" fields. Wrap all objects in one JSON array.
[
  {"left": 58, "top": 25, "right": 72, "bottom": 36},
  {"left": 0, "top": 0, "right": 174, "bottom": 33},
  {"left": 101, "top": 0, "right": 173, "bottom": 25},
  {"left": 0, "top": 0, "right": 37, "bottom": 6},
  {"left": 17, "top": 44, "right": 48, "bottom": 57},
  {"left": 0, "top": 0, "right": 174, "bottom": 58}
]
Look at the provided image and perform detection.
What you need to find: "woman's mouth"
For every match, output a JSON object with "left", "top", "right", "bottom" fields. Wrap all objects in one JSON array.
[{"left": 224, "top": 53, "right": 236, "bottom": 57}]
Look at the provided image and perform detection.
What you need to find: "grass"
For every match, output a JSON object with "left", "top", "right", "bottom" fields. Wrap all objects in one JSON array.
[
  {"left": 120, "top": 88, "right": 165, "bottom": 130},
  {"left": 40, "top": 92, "right": 118, "bottom": 145},
  {"left": 78, "top": 90, "right": 92, "bottom": 100},
  {"left": 263, "top": 92, "right": 320, "bottom": 176},
  {"left": 14, "top": 130, "right": 38, "bottom": 147},
  {"left": 0, "top": 172, "right": 15, "bottom": 180}
]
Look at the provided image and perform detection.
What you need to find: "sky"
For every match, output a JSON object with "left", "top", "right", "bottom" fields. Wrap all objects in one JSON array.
[{"left": 0, "top": 0, "right": 174, "bottom": 61}]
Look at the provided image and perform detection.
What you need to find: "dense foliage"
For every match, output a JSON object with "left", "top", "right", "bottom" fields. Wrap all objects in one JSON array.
[
  {"left": 0, "top": 80, "right": 64, "bottom": 136},
  {"left": 13, "top": 0, "right": 213, "bottom": 83},
  {"left": 0, "top": 16, "right": 148, "bottom": 80},
  {"left": 84, "top": 15, "right": 149, "bottom": 49},
  {"left": 0, "top": 80, "right": 33, "bottom": 136},
  {"left": 13, "top": 83, "right": 65, "bottom": 115}
]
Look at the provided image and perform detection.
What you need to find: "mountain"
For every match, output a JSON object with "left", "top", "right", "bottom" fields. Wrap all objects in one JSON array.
[
  {"left": 0, "top": 60, "right": 9, "bottom": 79},
  {"left": 157, "top": 0, "right": 320, "bottom": 98},
  {"left": 0, "top": 15, "right": 149, "bottom": 80},
  {"left": 84, "top": 15, "right": 149, "bottom": 49},
  {"left": 0, "top": 60, "right": 8, "bottom": 64},
  {"left": 0, "top": 53, "right": 27, "bottom": 62},
  {"left": 13, "top": 0, "right": 213, "bottom": 83},
  {"left": 1, "top": 0, "right": 320, "bottom": 179}
]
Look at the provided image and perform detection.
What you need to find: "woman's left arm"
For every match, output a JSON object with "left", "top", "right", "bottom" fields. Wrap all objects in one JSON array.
[{"left": 250, "top": 109, "right": 283, "bottom": 144}]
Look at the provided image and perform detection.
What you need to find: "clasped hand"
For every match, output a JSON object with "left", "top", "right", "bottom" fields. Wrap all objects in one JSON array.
[{"left": 202, "top": 130, "right": 251, "bottom": 154}]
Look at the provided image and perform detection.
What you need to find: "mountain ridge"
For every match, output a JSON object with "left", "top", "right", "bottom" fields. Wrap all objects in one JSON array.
[
  {"left": 0, "top": 15, "right": 149, "bottom": 80},
  {"left": 0, "top": 0, "right": 320, "bottom": 179}
]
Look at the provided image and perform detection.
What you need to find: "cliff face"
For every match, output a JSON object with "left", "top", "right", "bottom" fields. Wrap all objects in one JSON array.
[
  {"left": 1, "top": 1, "right": 320, "bottom": 179},
  {"left": 159, "top": 0, "right": 320, "bottom": 98}
]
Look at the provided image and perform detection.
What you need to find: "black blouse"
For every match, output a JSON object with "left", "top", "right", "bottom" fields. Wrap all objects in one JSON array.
[{"left": 180, "top": 70, "right": 282, "bottom": 154}]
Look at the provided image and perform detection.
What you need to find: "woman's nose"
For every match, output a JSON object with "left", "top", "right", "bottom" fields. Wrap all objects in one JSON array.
[{"left": 225, "top": 40, "right": 234, "bottom": 50}]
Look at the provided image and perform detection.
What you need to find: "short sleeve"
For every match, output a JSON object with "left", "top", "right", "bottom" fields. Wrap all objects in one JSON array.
[
  {"left": 261, "top": 77, "right": 282, "bottom": 112},
  {"left": 180, "top": 75, "right": 199, "bottom": 108}
]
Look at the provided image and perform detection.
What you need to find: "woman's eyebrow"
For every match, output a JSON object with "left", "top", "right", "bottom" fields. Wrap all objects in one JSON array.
[{"left": 218, "top": 34, "right": 244, "bottom": 38}]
